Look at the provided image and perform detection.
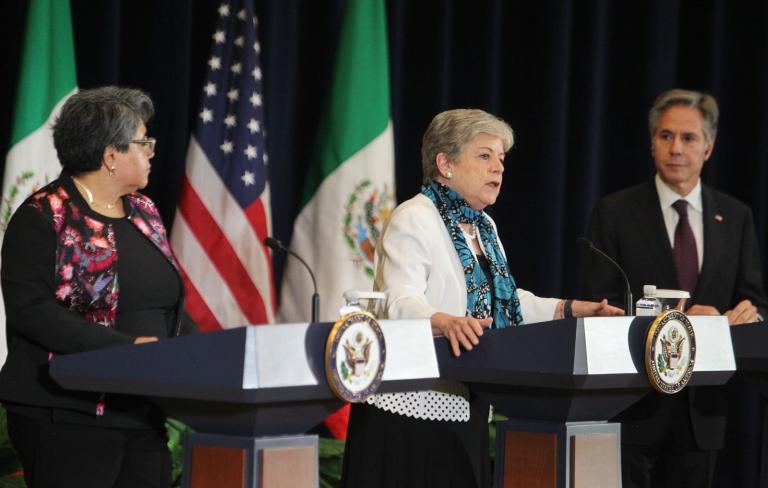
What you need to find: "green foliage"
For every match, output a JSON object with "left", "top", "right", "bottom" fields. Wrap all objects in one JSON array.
[
  {"left": 0, "top": 407, "right": 23, "bottom": 487},
  {"left": 657, "top": 353, "right": 667, "bottom": 372},
  {"left": 0, "top": 409, "right": 21, "bottom": 479},
  {"left": 490, "top": 411, "right": 508, "bottom": 462},
  {"left": 166, "top": 418, "right": 192, "bottom": 488},
  {"left": 0, "top": 477, "right": 25, "bottom": 488},
  {"left": 319, "top": 437, "right": 345, "bottom": 488}
]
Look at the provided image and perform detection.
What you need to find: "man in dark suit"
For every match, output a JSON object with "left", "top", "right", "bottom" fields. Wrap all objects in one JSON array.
[{"left": 585, "top": 88, "right": 768, "bottom": 487}]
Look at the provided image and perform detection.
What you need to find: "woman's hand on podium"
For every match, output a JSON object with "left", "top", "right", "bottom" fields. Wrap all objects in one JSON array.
[
  {"left": 430, "top": 312, "right": 492, "bottom": 357},
  {"left": 572, "top": 299, "right": 625, "bottom": 318}
]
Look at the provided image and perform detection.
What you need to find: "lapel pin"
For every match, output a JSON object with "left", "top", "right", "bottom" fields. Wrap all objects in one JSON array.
[{"left": 714, "top": 214, "right": 724, "bottom": 222}]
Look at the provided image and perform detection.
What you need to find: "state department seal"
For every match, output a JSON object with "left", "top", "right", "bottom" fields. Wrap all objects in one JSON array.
[
  {"left": 325, "top": 311, "right": 386, "bottom": 402},
  {"left": 645, "top": 309, "right": 696, "bottom": 394}
]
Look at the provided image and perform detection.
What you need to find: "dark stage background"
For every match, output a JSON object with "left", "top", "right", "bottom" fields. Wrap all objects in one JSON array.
[{"left": 1, "top": 0, "right": 767, "bottom": 302}]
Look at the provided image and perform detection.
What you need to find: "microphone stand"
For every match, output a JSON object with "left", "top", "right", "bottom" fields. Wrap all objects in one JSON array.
[
  {"left": 264, "top": 237, "right": 320, "bottom": 323},
  {"left": 577, "top": 237, "right": 634, "bottom": 315}
]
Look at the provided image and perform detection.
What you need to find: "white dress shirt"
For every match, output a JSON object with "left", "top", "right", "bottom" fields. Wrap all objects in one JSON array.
[{"left": 655, "top": 174, "right": 704, "bottom": 271}]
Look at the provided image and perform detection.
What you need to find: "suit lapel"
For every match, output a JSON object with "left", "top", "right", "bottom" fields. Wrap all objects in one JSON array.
[
  {"left": 630, "top": 182, "right": 679, "bottom": 286},
  {"left": 698, "top": 185, "right": 727, "bottom": 303}
]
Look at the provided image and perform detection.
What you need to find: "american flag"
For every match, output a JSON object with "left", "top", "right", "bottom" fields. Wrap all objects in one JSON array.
[{"left": 171, "top": 0, "right": 275, "bottom": 331}]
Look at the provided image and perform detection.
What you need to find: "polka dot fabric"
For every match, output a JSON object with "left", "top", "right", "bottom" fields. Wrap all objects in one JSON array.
[{"left": 367, "top": 389, "right": 470, "bottom": 422}]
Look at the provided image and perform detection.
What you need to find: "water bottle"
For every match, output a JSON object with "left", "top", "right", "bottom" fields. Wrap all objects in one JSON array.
[{"left": 636, "top": 284, "right": 662, "bottom": 316}]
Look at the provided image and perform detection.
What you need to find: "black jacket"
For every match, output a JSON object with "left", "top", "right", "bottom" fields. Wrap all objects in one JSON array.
[
  {"left": 0, "top": 175, "right": 196, "bottom": 419},
  {"left": 584, "top": 180, "right": 768, "bottom": 449}
]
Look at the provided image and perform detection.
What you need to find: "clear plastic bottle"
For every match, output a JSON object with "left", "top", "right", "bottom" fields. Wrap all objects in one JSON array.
[{"left": 636, "top": 284, "right": 662, "bottom": 316}]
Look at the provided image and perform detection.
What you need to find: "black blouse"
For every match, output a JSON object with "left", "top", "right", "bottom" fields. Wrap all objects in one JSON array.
[
  {"left": 113, "top": 216, "right": 181, "bottom": 338},
  {"left": 1, "top": 197, "right": 189, "bottom": 430}
]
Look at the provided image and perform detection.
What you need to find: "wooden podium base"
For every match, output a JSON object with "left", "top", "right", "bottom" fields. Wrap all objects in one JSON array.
[
  {"left": 495, "top": 420, "right": 621, "bottom": 488},
  {"left": 183, "top": 433, "right": 318, "bottom": 488}
]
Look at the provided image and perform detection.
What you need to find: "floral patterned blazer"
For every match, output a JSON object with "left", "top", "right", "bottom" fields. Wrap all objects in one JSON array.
[
  {"left": 0, "top": 173, "right": 193, "bottom": 415},
  {"left": 32, "top": 176, "right": 180, "bottom": 332}
]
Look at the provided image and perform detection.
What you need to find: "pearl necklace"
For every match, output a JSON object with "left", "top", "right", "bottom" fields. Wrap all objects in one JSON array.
[
  {"left": 72, "top": 178, "right": 119, "bottom": 210},
  {"left": 461, "top": 224, "right": 477, "bottom": 240}
]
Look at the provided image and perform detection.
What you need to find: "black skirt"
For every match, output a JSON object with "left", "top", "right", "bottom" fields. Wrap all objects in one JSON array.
[{"left": 341, "top": 398, "right": 491, "bottom": 488}]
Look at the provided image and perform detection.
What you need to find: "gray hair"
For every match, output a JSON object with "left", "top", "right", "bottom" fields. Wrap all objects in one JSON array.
[
  {"left": 421, "top": 109, "right": 514, "bottom": 183},
  {"left": 53, "top": 86, "right": 154, "bottom": 173},
  {"left": 648, "top": 89, "right": 719, "bottom": 142}
]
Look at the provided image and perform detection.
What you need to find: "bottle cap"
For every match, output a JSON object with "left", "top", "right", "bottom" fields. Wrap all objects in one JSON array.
[
  {"left": 643, "top": 284, "right": 657, "bottom": 296},
  {"left": 655, "top": 289, "right": 690, "bottom": 299}
]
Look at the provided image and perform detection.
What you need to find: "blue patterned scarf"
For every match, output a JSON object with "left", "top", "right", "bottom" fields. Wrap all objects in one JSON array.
[{"left": 422, "top": 181, "right": 523, "bottom": 328}]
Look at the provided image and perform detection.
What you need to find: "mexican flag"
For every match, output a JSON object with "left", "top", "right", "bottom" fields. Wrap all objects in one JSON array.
[
  {"left": 0, "top": 0, "right": 77, "bottom": 365},
  {"left": 279, "top": 0, "right": 394, "bottom": 325},
  {"left": 278, "top": 0, "right": 394, "bottom": 439}
]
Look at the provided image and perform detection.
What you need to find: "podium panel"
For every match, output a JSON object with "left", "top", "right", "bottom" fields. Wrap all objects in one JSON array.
[
  {"left": 436, "top": 316, "right": 735, "bottom": 488},
  {"left": 730, "top": 322, "right": 768, "bottom": 395},
  {"left": 50, "top": 319, "right": 439, "bottom": 488},
  {"left": 50, "top": 320, "right": 438, "bottom": 435},
  {"left": 496, "top": 421, "right": 620, "bottom": 488},
  {"left": 436, "top": 316, "right": 734, "bottom": 421}
]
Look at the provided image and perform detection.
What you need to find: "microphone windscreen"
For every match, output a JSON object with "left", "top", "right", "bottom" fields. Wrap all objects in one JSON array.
[{"left": 264, "top": 236, "right": 281, "bottom": 249}]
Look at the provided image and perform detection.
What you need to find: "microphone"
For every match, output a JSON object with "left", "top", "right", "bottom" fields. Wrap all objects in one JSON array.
[
  {"left": 577, "top": 237, "right": 634, "bottom": 315},
  {"left": 264, "top": 237, "right": 320, "bottom": 323}
]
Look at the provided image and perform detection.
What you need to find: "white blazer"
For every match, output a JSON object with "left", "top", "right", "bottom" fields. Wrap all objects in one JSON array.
[
  {"left": 366, "top": 194, "right": 560, "bottom": 421},
  {"left": 375, "top": 193, "right": 559, "bottom": 323}
]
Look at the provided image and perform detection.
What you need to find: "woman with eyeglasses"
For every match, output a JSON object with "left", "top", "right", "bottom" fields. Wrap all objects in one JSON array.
[{"left": 0, "top": 86, "right": 196, "bottom": 487}]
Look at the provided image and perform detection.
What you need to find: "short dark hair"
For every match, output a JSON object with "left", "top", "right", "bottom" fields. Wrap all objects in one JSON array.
[
  {"left": 648, "top": 89, "right": 719, "bottom": 142},
  {"left": 52, "top": 86, "right": 154, "bottom": 173}
]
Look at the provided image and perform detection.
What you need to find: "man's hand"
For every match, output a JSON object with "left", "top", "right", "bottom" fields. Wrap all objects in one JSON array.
[
  {"left": 431, "top": 312, "right": 493, "bottom": 357},
  {"left": 572, "top": 299, "right": 625, "bottom": 317},
  {"left": 687, "top": 300, "right": 759, "bottom": 325},
  {"left": 725, "top": 299, "right": 759, "bottom": 325},
  {"left": 686, "top": 304, "right": 720, "bottom": 316}
]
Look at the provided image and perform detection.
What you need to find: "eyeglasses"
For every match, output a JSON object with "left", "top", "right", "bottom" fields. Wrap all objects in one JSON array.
[{"left": 131, "top": 137, "right": 156, "bottom": 154}]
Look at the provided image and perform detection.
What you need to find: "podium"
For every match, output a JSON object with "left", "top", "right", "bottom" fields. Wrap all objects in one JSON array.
[
  {"left": 48, "top": 315, "right": 737, "bottom": 487},
  {"left": 50, "top": 320, "right": 439, "bottom": 488},
  {"left": 435, "top": 316, "right": 735, "bottom": 488},
  {"left": 729, "top": 322, "right": 768, "bottom": 485},
  {"left": 730, "top": 322, "right": 768, "bottom": 393}
]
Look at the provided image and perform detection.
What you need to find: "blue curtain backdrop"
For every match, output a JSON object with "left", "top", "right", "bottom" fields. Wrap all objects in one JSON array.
[
  {"left": 4, "top": 0, "right": 767, "bottom": 302},
  {"left": 2, "top": 1, "right": 768, "bottom": 485},
  {"left": 2, "top": 0, "right": 767, "bottom": 302}
]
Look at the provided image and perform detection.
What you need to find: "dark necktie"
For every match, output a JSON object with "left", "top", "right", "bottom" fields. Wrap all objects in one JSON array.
[{"left": 672, "top": 199, "right": 699, "bottom": 295}]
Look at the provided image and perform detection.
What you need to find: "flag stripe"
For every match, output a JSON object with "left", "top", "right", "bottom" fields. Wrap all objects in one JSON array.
[
  {"left": 178, "top": 177, "right": 269, "bottom": 325},
  {"left": 243, "top": 201, "right": 277, "bottom": 312},
  {"left": 172, "top": 211, "right": 250, "bottom": 328},
  {"left": 171, "top": 0, "right": 275, "bottom": 330},
  {"left": 300, "top": 0, "right": 391, "bottom": 205},
  {"left": 280, "top": 0, "right": 394, "bottom": 327},
  {"left": 1, "top": 0, "right": 78, "bottom": 367},
  {"left": 177, "top": 266, "right": 222, "bottom": 332},
  {"left": 280, "top": 0, "right": 394, "bottom": 440},
  {"left": 11, "top": 0, "right": 76, "bottom": 144},
  {"left": 182, "top": 138, "right": 275, "bottom": 320}
]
